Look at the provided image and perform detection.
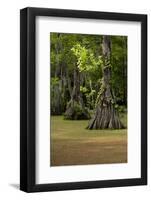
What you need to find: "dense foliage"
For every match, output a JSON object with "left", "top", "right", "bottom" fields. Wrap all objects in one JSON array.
[{"left": 50, "top": 33, "right": 127, "bottom": 116}]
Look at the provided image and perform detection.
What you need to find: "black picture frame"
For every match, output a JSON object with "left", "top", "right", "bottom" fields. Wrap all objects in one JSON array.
[{"left": 20, "top": 7, "right": 147, "bottom": 192}]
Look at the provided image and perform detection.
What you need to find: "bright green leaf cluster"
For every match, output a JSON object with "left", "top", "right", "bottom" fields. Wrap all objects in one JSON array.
[{"left": 71, "top": 43, "right": 103, "bottom": 73}]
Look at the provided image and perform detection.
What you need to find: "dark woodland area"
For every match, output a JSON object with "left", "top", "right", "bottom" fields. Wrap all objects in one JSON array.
[{"left": 50, "top": 33, "right": 127, "bottom": 129}]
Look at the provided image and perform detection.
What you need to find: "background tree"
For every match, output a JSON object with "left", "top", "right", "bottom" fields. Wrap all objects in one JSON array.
[{"left": 64, "top": 63, "right": 90, "bottom": 120}]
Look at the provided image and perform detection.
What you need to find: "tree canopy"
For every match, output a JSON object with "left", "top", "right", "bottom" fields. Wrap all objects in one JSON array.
[{"left": 50, "top": 32, "right": 127, "bottom": 122}]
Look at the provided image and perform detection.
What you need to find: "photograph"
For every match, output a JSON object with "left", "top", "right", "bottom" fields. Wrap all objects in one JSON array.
[{"left": 50, "top": 32, "right": 127, "bottom": 166}]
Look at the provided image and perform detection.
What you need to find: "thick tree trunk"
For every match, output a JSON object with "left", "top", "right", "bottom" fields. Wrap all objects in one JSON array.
[
  {"left": 88, "top": 36, "right": 124, "bottom": 129},
  {"left": 64, "top": 66, "right": 90, "bottom": 120}
]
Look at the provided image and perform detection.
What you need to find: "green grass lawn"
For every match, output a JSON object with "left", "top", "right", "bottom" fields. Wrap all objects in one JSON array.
[{"left": 50, "top": 114, "right": 127, "bottom": 166}]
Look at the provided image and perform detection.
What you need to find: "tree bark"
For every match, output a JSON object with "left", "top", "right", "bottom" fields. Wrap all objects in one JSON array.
[
  {"left": 88, "top": 36, "right": 124, "bottom": 129},
  {"left": 64, "top": 66, "right": 90, "bottom": 120}
]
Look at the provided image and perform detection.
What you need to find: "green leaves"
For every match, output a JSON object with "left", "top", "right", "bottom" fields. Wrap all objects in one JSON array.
[
  {"left": 51, "top": 77, "right": 59, "bottom": 85},
  {"left": 71, "top": 43, "right": 103, "bottom": 73},
  {"left": 80, "top": 86, "right": 88, "bottom": 93}
]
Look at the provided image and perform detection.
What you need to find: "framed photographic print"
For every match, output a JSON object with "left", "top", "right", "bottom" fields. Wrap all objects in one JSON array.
[{"left": 20, "top": 7, "right": 147, "bottom": 192}]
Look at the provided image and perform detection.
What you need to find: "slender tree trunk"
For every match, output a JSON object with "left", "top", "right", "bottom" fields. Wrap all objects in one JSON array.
[
  {"left": 64, "top": 66, "right": 90, "bottom": 120},
  {"left": 66, "top": 69, "right": 72, "bottom": 98},
  {"left": 88, "top": 36, "right": 124, "bottom": 129}
]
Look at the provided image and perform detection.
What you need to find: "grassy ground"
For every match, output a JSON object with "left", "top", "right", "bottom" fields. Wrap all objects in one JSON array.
[{"left": 51, "top": 113, "right": 127, "bottom": 166}]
